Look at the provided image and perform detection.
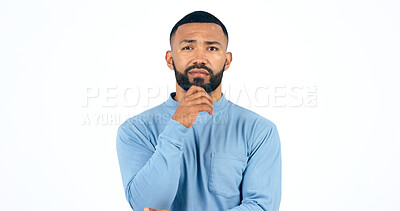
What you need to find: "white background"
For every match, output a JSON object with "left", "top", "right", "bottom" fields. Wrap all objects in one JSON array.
[{"left": 1, "top": 0, "right": 399, "bottom": 210}]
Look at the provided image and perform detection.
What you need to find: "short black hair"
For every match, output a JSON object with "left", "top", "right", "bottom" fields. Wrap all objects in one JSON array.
[{"left": 170, "top": 11, "right": 228, "bottom": 44}]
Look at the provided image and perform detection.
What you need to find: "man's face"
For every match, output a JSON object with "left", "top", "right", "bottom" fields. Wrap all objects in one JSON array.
[{"left": 167, "top": 23, "right": 232, "bottom": 93}]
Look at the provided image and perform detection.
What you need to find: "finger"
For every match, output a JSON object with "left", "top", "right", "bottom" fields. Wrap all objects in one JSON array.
[
  {"left": 190, "top": 90, "right": 212, "bottom": 102},
  {"left": 194, "top": 97, "right": 213, "bottom": 108},
  {"left": 185, "top": 95, "right": 213, "bottom": 108},
  {"left": 144, "top": 208, "right": 169, "bottom": 211},
  {"left": 184, "top": 90, "right": 212, "bottom": 104},
  {"left": 196, "top": 104, "right": 213, "bottom": 115},
  {"left": 182, "top": 98, "right": 213, "bottom": 114},
  {"left": 185, "top": 85, "right": 206, "bottom": 97}
]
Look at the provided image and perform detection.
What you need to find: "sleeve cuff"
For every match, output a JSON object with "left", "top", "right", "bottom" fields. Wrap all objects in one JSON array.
[{"left": 159, "top": 118, "right": 190, "bottom": 147}]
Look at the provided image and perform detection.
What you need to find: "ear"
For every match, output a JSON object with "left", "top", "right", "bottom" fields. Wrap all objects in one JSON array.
[
  {"left": 165, "top": 50, "right": 174, "bottom": 70},
  {"left": 223, "top": 52, "right": 232, "bottom": 71}
]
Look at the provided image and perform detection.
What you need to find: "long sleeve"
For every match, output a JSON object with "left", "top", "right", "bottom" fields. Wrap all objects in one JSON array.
[
  {"left": 116, "top": 117, "right": 189, "bottom": 211},
  {"left": 227, "top": 124, "right": 282, "bottom": 211}
]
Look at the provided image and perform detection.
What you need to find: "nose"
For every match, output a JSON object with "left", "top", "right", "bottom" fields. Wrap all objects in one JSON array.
[{"left": 192, "top": 49, "right": 207, "bottom": 66}]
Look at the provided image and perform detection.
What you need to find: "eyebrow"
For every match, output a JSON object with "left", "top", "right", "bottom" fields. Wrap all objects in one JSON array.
[
  {"left": 205, "top": 41, "right": 222, "bottom": 46},
  {"left": 179, "top": 39, "right": 222, "bottom": 46}
]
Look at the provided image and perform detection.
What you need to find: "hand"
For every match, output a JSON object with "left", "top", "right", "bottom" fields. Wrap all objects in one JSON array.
[
  {"left": 172, "top": 85, "right": 213, "bottom": 128},
  {"left": 144, "top": 207, "right": 170, "bottom": 211}
]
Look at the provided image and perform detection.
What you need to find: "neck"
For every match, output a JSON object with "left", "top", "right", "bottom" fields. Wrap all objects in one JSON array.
[{"left": 174, "top": 82, "right": 222, "bottom": 103}]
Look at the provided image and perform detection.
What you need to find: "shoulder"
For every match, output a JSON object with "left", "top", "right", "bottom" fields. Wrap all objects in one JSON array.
[
  {"left": 227, "top": 101, "right": 277, "bottom": 130},
  {"left": 225, "top": 101, "right": 279, "bottom": 151},
  {"left": 118, "top": 102, "right": 170, "bottom": 138},
  {"left": 227, "top": 102, "right": 280, "bottom": 156},
  {"left": 117, "top": 103, "right": 169, "bottom": 149}
]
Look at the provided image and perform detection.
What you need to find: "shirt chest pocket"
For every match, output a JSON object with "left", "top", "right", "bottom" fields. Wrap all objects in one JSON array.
[{"left": 208, "top": 152, "right": 248, "bottom": 198}]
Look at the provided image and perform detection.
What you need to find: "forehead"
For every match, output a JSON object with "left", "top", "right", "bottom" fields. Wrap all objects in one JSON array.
[{"left": 172, "top": 23, "right": 227, "bottom": 46}]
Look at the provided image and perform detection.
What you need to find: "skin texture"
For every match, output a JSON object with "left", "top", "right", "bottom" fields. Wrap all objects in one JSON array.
[
  {"left": 165, "top": 22, "right": 233, "bottom": 129},
  {"left": 166, "top": 23, "right": 232, "bottom": 103}
]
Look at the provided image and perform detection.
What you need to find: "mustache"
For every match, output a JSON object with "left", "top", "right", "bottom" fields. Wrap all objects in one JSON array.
[{"left": 184, "top": 64, "right": 213, "bottom": 75}]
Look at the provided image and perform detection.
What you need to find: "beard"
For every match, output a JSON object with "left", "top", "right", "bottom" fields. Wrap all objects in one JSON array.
[{"left": 173, "top": 59, "right": 225, "bottom": 93}]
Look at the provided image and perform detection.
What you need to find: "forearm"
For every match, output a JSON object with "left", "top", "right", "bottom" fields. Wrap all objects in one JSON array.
[
  {"left": 117, "top": 119, "right": 188, "bottom": 210},
  {"left": 126, "top": 138, "right": 181, "bottom": 209},
  {"left": 226, "top": 202, "right": 263, "bottom": 211}
]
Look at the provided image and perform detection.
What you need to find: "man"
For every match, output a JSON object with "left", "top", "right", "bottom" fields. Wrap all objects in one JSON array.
[{"left": 116, "top": 11, "right": 281, "bottom": 211}]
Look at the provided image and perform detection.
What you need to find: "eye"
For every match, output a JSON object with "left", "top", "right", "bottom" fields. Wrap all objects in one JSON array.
[
  {"left": 209, "top": 46, "right": 218, "bottom": 51},
  {"left": 182, "top": 46, "right": 192, "bottom": 50}
]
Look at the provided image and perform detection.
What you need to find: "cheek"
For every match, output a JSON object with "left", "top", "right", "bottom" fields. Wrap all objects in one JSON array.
[
  {"left": 173, "top": 53, "right": 192, "bottom": 66},
  {"left": 173, "top": 60, "right": 189, "bottom": 72},
  {"left": 211, "top": 56, "right": 226, "bottom": 69}
]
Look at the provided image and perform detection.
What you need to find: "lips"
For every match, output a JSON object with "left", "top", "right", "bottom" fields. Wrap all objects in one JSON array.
[{"left": 188, "top": 69, "right": 210, "bottom": 76}]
